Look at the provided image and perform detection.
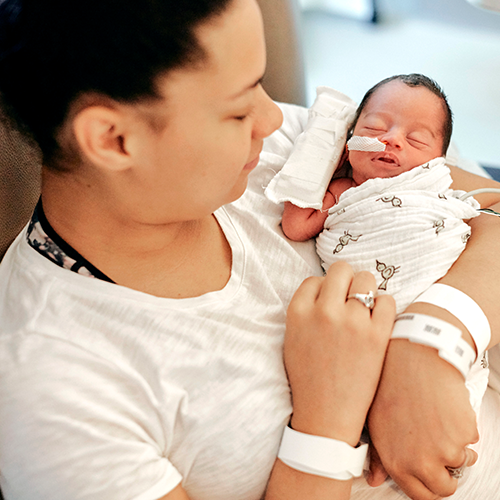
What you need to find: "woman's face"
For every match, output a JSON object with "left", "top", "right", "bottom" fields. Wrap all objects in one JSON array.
[
  {"left": 123, "top": 0, "right": 283, "bottom": 224},
  {"left": 349, "top": 80, "right": 445, "bottom": 185}
]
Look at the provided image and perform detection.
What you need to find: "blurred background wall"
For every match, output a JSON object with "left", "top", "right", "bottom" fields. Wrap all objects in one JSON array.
[{"left": 297, "top": 0, "right": 500, "bottom": 168}]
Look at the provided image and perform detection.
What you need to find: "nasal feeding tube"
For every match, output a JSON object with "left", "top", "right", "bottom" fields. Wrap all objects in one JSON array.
[{"left": 347, "top": 135, "right": 386, "bottom": 152}]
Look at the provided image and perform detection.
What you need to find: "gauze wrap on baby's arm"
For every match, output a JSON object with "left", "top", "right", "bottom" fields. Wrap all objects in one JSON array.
[{"left": 265, "top": 86, "right": 357, "bottom": 209}]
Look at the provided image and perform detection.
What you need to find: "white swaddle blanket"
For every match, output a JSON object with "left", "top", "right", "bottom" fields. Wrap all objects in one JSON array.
[{"left": 316, "top": 157, "right": 479, "bottom": 313}]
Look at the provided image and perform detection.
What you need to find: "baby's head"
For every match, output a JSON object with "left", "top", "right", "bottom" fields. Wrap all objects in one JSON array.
[{"left": 347, "top": 74, "right": 452, "bottom": 185}]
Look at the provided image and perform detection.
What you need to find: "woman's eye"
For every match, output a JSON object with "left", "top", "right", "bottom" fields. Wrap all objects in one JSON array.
[{"left": 233, "top": 107, "right": 254, "bottom": 121}]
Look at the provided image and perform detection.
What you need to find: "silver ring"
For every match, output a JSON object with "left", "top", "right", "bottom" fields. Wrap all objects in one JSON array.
[
  {"left": 347, "top": 291, "right": 375, "bottom": 310},
  {"left": 446, "top": 464, "right": 467, "bottom": 479}
]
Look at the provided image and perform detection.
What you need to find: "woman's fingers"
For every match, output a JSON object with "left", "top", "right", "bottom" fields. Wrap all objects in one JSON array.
[
  {"left": 315, "top": 261, "right": 354, "bottom": 308},
  {"left": 288, "top": 274, "right": 324, "bottom": 309},
  {"left": 345, "top": 269, "right": 377, "bottom": 298},
  {"left": 447, "top": 446, "right": 478, "bottom": 469},
  {"left": 367, "top": 446, "right": 389, "bottom": 487},
  {"left": 442, "top": 446, "right": 478, "bottom": 481},
  {"left": 370, "top": 294, "right": 397, "bottom": 334},
  {"left": 466, "top": 447, "right": 478, "bottom": 467}
]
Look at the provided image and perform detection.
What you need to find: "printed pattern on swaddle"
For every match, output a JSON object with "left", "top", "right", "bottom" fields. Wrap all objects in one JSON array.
[{"left": 316, "top": 157, "right": 480, "bottom": 314}]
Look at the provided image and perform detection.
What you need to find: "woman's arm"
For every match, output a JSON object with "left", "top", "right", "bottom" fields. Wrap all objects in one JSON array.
[
  {"left": 367, "top": 167, "right": 500, "bottom": 499},
  {"left": 265, "top": 262, "right": 396, "bottom": 499},
  {"left": 449, "top": 164, "right": 500, "bottom": 208},
  {"left": 158, "top": 484, "right": 191, "bottom": 500},
  {"left": 266, "top": 460, "right": 354, "bottom": 499}
]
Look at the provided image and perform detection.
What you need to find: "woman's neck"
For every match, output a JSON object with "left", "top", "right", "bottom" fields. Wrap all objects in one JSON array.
[{"left": 41, "top": 168, "right": 232, "bottom": 298}]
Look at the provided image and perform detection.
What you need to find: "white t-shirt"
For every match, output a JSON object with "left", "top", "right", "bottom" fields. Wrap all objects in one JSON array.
[{"left": 0, "top": 104, "right": 323, "bottom": 500}]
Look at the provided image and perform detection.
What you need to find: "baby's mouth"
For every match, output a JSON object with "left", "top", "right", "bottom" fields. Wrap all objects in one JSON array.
[{"left": 374, "top": 154, "right": 399, "bottom": 166}]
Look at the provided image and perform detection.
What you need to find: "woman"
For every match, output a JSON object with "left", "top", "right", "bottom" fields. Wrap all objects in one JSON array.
[{"left": 1, "top": 1, "right": 499, "bottom": 499}]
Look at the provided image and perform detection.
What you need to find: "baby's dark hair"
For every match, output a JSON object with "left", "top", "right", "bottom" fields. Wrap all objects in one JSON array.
[
  {"left": 0, "top": 0, "right": 233, "bottom": 170},
  {"left": 349, "top": 73, "right": 453, "bottom": 155}
]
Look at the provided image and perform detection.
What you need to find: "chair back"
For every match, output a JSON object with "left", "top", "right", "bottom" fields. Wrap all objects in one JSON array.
[{"left": 0, "top": 121, "right": 41, "bottom": 260}]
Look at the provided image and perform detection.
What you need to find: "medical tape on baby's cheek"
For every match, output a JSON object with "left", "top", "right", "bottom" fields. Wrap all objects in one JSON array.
[{"left": 347, "top": 135, "right": 386, "bottom": 152}]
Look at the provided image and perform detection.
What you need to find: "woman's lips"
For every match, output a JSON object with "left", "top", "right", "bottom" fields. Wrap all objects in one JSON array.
[{"left": 243, "top": 155, "right": 260, "bottom": 171}]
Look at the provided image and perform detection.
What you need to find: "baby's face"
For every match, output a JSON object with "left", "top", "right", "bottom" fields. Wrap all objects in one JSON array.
[{"left": 349, "top": 80, "right": 445, "bottom": 185}]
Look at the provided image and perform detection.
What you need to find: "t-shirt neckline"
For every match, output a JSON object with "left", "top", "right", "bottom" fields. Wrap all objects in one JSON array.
[{"left": 24, "top": 201, "right": 245, "bottom": 305}]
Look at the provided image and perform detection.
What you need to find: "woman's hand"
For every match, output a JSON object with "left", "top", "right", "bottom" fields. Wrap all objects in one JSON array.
[
  {"left": 284, "top": 261, "right": 396, "bottom": 446},
  {"left": 266, "top": 262, "right": 394, "bottom": 500},
  {"left": 367, "top": 334, "right": 479, "bottom": 500}
]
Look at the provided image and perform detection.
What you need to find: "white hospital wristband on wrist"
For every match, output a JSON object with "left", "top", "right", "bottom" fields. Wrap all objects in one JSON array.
[
  {"left": 391, "top": 313, "right": 476, "bottom": 378},
  {"left": 277, "top": 426, "right": 368, "bottom": 481},
  {"left": 413, "top": 283, "right": 491, "bottom": 358}
]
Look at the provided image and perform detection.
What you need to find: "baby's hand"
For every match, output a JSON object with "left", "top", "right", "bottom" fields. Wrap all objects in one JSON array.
[{"left": 324, "top": 177, "right": 357, "bottom": 210}]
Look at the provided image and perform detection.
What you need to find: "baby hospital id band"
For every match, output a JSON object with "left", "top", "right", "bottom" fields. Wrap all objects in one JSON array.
[
  {"left": 278, "top": 426, "right": 368, "bottom": 481},
  {"left": 391, "top": 313, "right": 476, "bottom": 378},
  {"left": 413, "top": 284, "right": 491, "bottom": 358}
]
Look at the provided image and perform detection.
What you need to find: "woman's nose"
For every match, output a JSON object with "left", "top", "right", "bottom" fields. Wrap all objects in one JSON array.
[{"left": 253, "top": 87, "right": 284, "bottom": 139}]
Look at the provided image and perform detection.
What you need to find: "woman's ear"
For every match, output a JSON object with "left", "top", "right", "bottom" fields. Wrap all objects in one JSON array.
[{"left": 72, "top": 106, "right": 133, "bottom": 172}]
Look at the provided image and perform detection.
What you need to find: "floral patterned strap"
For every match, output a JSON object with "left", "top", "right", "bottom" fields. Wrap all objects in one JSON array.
[{"left": 26, "top": 200, "right": 114, "bottom": 282}]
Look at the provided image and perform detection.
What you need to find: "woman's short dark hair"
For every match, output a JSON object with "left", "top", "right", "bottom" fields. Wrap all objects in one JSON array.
[
  {"left": 0, "top": 0, "right": 233, "bottom": 169},
  {"left": 349, "top": 73, "right": 453, "bottom": 155}
]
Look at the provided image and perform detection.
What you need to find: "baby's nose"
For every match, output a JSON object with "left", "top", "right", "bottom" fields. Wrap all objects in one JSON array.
[{"left": 380, "top": 132, "right": 403, "bottom": 150}]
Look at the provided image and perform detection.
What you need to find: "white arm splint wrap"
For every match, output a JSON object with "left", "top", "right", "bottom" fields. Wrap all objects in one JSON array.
[{"left": 265, "top": 86, "right": 357, "bottom": 209}]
